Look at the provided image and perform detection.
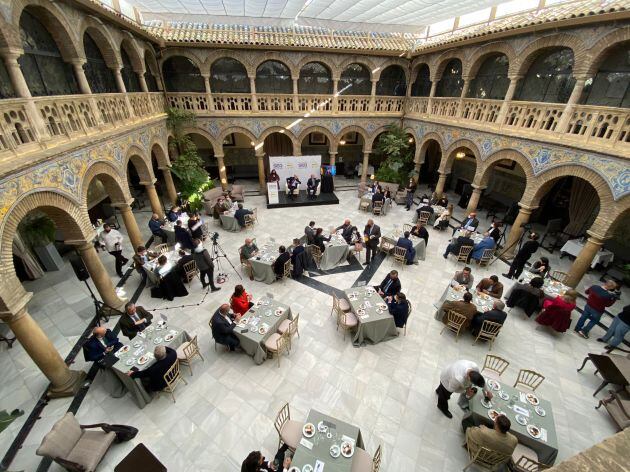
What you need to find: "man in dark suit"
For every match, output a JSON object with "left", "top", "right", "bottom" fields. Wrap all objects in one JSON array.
[
  {"left": 273, "top": 246, "right": 291, "bottom": 279},
  {"left": 175, "top": 249, "right": 194, "bottom": 280},
  {"left": 286, "top": 175, "right": 301, "bottom": 199},
  {"left": 234, "top": 203, "right": 253, "bottom": 228},
  {"left": 335, "top": 219, "right": 353, "bottom": 244},
  {"left": 416, "top": 199, "right": 434, "bottom": 219},
  {"left": 376, "top": 270, "right": 401, "bottom": 297},
  {"left": 470, "top": 300, "right": 508, "bottom": 336},
  {"left": 211, "top": 304, "right": 241, "bottom": 351},
  {"left": 83, "top": 327, "right": 122, "bottom": 362},
  {"left": 443, "top": 231, "right": 475, "bottom": 259},
  {"left": 127, "top": 345, "right": 177, "bottom": 392},
  {"left": 305, "top": 221, "right": 316, "bottom": 244},
  {"left": 290, "top": 238, "right": 305, "bottom": 264},
  {"left": 454, "top": 212, "right": 479, "bottom": 234},
  {"left": 371, "top": 190, "right": 384, "bottom": 204},
  {"left": 396, "top": 231, "right": 416, "bottom": 265},
  {"left": 503, "top": 232, "right": 540, "bottom": 279},
  {"left": 306, "top": 174, "right": 320, "bottom": 199},
  {"left": 174, "top": 220, "right": 194, "bottom": 250},
  {"left": 120, "top": 302, "right": 153, "bottom": 339},
  {"left": 363, "top": 219, "right": 380, "bottom": 265},
  {"left": 488, "top": 222, "right": 501, "bottom": 243}
]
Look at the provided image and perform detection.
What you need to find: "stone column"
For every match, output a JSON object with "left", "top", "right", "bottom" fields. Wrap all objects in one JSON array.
[
  {"left": 329, "top": 151, "right": 337, "bottom": 166},
  {"left": 77, "top": 243, "right": 125, "bottom": 309},
  {"left": 6, "top": 309, "right": 85, "bottom": 397},
  {"left": 216, "top": 153, "right": 228, "bottom": 190},
  {"left": 457, "top": 78, "right": 470, "bottom": 117},
  {"left": 116, "top": 204, "right": 144, "bottom": 250},
  {"left": 71, "top": 60, "right": 92, "bottom": 94},
  {"left": 435, "top": 172, "right": 448, "bottom": 197},
  {"left": 370, "top": 80, "right": 378, "bottom": 112},
  {"left": 137, "top": 71, "right": 149, "bottom": 93},
  {"left": 557, "top": 77, "right": 587, "bottom": 132},
  {"left": 292, "top": 77, "right": 299, "bottom": 111},
  {"left": 427, "top": 81, "right": 438, "bottom": 112},
  {"left": 332, "top": 76, "right": 339, "bottom": 112},
  {"left": 503, "top": 204, "right": 535, "bottom": 259},
  {"left": 160, "top": 167, "right": 178, "bottom": 205},
  {"left": 249, "top": 76, "right": 258, "bottom": 111},
  {"left": 497, "top": 75, "right": 520, "bottom": 125},
  {"left": 360, "top": 150, "right": 370, "bottom": 184},
  {"left": 202, "top": 74, "right": 214, "bottom": 111},
  {"left": 565, "top": 232, "right": 606, "bottom": 288},
  {"left": 113, "top": 68, "right": 127, "bottom": 93},
  {"left": 255, "top": 149, "right": 266, "bottom": 191},
  {"left": 466, "top": 185, "right": 484, "bottom": 214},
  {"left": 143, "top": 183, "right": 164, "bottom": 218}
]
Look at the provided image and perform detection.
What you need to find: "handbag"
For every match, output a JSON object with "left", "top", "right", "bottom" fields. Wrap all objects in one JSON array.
[{"left": 81, "top": 423, "right": 138, "bottom": 443}]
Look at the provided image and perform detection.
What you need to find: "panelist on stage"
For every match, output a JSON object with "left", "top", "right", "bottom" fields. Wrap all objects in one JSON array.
[
  {"left": 286, "top": 175, "right": 301, "bottom": 200},
  {"left": 307, "top": 174, "right": 320, "bottom": 200}
]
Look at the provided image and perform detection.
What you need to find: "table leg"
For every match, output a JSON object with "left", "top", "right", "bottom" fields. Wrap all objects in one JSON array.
[
  {"left": 576, "top": 356, "right": 592, "bottom": 372},
  {"left": 593, "top": 380, "right": 609, "bottom": 397}
]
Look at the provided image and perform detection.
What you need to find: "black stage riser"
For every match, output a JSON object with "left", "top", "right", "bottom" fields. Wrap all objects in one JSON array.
[{"left": 267, "top": 192, "right": 339, "bottom": 209}]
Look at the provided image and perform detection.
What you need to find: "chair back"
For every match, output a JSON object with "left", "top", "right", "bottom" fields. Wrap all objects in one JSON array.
[
  {"left": 154, "top": 243, "right": 169, "bottom": 255},
  {"left": 372, "top": 200, "right": 383, "bottom": 215},
  {"left": 372, "top": 444, "right": 382, "bottom": 472},
  {"left": 419, "top": 211, "right": 431, "bottom": 225},
  {"left": 252, "top": 208, "right": 258, "bottom": 222},
  {"left": 479, "top": 248, "right": 495, "bottom": 266},
  {"left": 244, "top": 214, "right": 255, "bottom": 229},
  {"left": 482, "top": 354, "right": 510, "bottom": 378},
  {"left": 164, "top": 359, "right": 184, "bottom": 391},
  {"left": 379, "top": 237, "right": 396, "bottom": 254},
  {"left": 308, "top": 244, "right": 322, "bottom": 265},
  {"left": 514, "top": 369, "right": 545, "bottom": 392},
  {"left": 457, "top": 245, "right": 473, "bottom": 262},
  {"left": 393, "top": 246, "right": 407, "bottom": 265},
  {"left": 288, "top": 313, "right": 299, "bottom": 337},
  {"left": 283, "top": 259, "right": 291, "bottom": 278},
  {"left": 402, "top": 223, "right": 413, "bottom": 233},
  {"left": 274, "top": 403, "right": 291, "bottom": 436},
  {"left": 443, "top": 310, "right": 468, "bottom": 340},
  {"left": 550, "top": 270, "right": 568, "bottom": 284},
  {"left": 276, "top": 331, "right": 290, "bottom": 354},
  {"left": 512, "top": 454, "right": 550, "bottom": 471},
  {"left": 476, "top": 320, "right": 503, "bottom": 349},
  {"left": 469, "top": 445, "right": 510, "bottom": 470},
  {"left": 183, "top": 260, "right": 198, "bottom": 281},
  {"left": 183, "top": 335, "right": 200, "bottom": 360}
]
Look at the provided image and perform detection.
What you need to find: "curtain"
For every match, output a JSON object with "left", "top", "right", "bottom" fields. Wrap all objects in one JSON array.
[
  {"left": 12, "top": 233, "right": 44, "bottom": 280},
  {"left": 564, "top": 179, "right": 599, "bottom": 236},
  {"left": 264, "top": 134, "right": 293, "bottom": 157}
]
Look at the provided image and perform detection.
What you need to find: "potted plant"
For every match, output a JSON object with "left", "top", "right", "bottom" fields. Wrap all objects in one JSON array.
[{"left": 19, "top": 214, "right": 64, "bottom": 271}]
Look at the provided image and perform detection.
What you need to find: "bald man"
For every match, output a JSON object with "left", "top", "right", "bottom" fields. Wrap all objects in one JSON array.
[
  {"left": 363, "top": 218, "right": 381, "bottom": 265},
  {"left": 336, "top": 219, "right": 353, "bottom": 244},
  {"left": 211, "top": 303, "right": 241, "bottom": 351},
  {"left": 83, "top": 327, "right": 122, "bottom": 362}
]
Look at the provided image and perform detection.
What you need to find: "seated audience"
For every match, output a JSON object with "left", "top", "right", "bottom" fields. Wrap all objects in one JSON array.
[
  {"left": 376, "top": 270, "right": 401, "bottom": 297},
  {"left": 313, "top": 228, "right": 331, "bottom": 252},
  {"left": 234, "top": 203, "right": 253, "bottom": 228},
  {"left": 465, "top": 415, "right": 517, "bottom": 457},
  {"left": 441, "top": 292, "right": 478, "bottom": 328},
  {"left": 83, "top": 327, "right": 122, "bottom": 362},
  {"left": 188, "top": 213, "right": 204, "bottom": 240},
  {"left": 148, "top": 213, "right": 168, "bottom": 243},
  {"left": 410, "top": 222, "right": 429, "bottom": 246},
  {"left": 231, "top": 284, "right": 254, "bottom": 315},
  {"left": 166, "top": 206, "right": 181, "bottom": 222},
  {"left": 536, "top": 290, "right": 578, "bottom": 333},
  {"left": 451, "top": 267, "right": 474, "bottom": 290},
  {"left": 372, "top": 189, "right": 385, "bottom": 204},
  {"left": 435, "top": 195, "right": 448, "bottom": 207},
  {"left": 273, "top": 246, "right": 291, "bottom": 278},
  {"left": 487, "top": 222, "right": 501, "bottom": 243},
  {"left": 211, "top": 303, "right": 241, "bottom": 351},
  {"left": 416, "top": 199, "right": 434, "bottom": 218},
  {"left": 241, "top": 449, "right": 292, "bottom": 472},
  {"left": 476, "top": 275, "right": 503, "bottom": 299},
  {"left": 597, "top": 304, "right": 630, "bottom": 349},
  {"left": 240, "top": 238, "right": 259, "bottom": 281},
  {"left": 175, "top": 220, "right": 194, "bottom": 250},
  {"left": 505, "top": 276, "right": 545, "bottom": 317},
  {"left": 175, "top": 249, "right": 194, "bottom": 278},
  {"left": 127, "top": 345, "right": 177, "bottom": 391},
  {"left": 395, "top": 231, "right": 416, "bottom": 265},
  {"left": 470, "top": 232, "right": 496, "bottom": 261},
  {"left": 529, "top": 257, "right": 551, "bottom": 278},
  {"left": 453, "top": 212, "right": 479, "bottom": 235},
  {"left": 443, "top": 231, "right": 474, "bottom": 259},
  {"left": 335, "top": 219, "right": 353, "bottom": 244},
  {"left": 434, "top": 204, "right": 453, "bottom": 230},
  {"left": 305, "top": 221, "right": 316, "bottom": 244},
  {"left": 386, "top": 292, "right": 410, "bottom": 328},
  {"left": 120, "top": 302, "right": 153, "bottom": 339},
  {"left": 290, "top": 239, "right": 305, "bottom": 263},
  {"left": 470, "top": 300, "right": 507, "bottom": 336},
  {"left": 133, "top": 245, "right": 157, "bottom": 283},
  {"left": 153, "top": 254, "right": 170, "bottom": 278}
]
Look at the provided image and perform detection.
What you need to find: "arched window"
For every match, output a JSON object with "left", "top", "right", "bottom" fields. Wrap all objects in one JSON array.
[
  {"left": 83, "top": 32, "right": 117, "bottom": 94},
  {"left": 298, "top": 62, "right": 332, "bottom": 94},
  {"left": 211, "top": 58, "right": 250, "bottom": 93},
  {"left": 120, "top": 46, "right": 140, "bottom": 92},
  {"left": 376, "top": 65, "right": 406, "bottom": 96},
  {"left": 255, "top": 60, "right": 292, "bottom": 94},
  {"left": 436, "top": 59, "right": 463, "bottom": 97},
  {"left": 0, "top": 60, "right": 15, "bottom": 98},
  {"left": 339, "top": 63, "right": 371, "bottom": 95},
  {"left": 162, "top": 56, "right": 204, "bottom": 92},
  {"left": 515, "top": 48, "right": 575, "bottom": 103},
  {"left": 411, "top": 64, "right": 431, "bottom": 97},
  {"left": 582, "top": 43, "right": 630, "bottom": 108},
  {"left": 467, "top": 54, "right": 509, "bottom": 100},
  {"left": 18, "top": 10, "right": 78, "bottom": 96},
  {"left": 144, "top": 52, "right": 159, "bottom": 92}
]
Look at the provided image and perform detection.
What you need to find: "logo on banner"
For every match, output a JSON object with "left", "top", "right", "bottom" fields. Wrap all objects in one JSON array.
[
  {"left": 273, "top": 163, "right": 283, "bottom": 169},
  {"left": 298, "top": 162, "right": 308, "bottom": 169}
]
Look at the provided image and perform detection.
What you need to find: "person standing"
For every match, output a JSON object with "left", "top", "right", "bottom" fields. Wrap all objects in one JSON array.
[
  {"left": 574, "top": 280, "right": 618, "bottom": 338},
  {"left": 597, "top": 305, "right": 630, "bottom": 349},
  {"left": 436, "top": 359, "right": 492, "bottom": 418},
  {"left": 363, "top": 219, "right": 381, "bottom": 266},
  {"left": 503, "top": 232, "right": 539, "bottom": 279},
  {"left": 405, "top": 178, "right": 416, "bottom": 211},
  {"left": 192, "top": 239, "right": 220, "bottom": 291},
  {"left": 98, "top": 224, "right": 129, "bottom": 277}
]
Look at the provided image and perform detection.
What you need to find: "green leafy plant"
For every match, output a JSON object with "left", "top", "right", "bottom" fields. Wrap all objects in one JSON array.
[
  {"left": 20, "top": 214, "right": 56, "bottom": 246},
  {"left": 374, "top": 124, "right": 413, "bottom": 186}
]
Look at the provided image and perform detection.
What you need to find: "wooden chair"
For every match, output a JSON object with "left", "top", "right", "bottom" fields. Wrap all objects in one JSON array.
[
  {"left": 378, "top": 237, "right": 396, "bottom": 255},
  {"left": 402, "top": 223, "right": 413, "bottom": 233},
  {"left": 274, "top": 403, "right": 302, "bottom": 451},
  {"left": 252, "top": 207, "right": 259, "bottom": 223},
  {"left": 331, "top": 293, "right": 351, "bottom": 316},
  {"left": 455, "top": 245, "right": 473, "bottom": 262},
  {"left": 177, "top": 335, "right": 204, "bottom": 376},
  {"left": 418, "top": 210, "right": 431, "bottom": 225},
  {"left": 595, "top": 388, "right": 630, "bottom": 431},
  {"left": 393, "top": 246, "right": 407, "bottom": 268},
  {"left": 154, "top": 243, "right": 169, "bottom": 255},
  {"left": 277, "top": 313, "right": 300, "bottom": 350},
  {"left": 510, "top": 445, "right": 550, "bottom": 472},
  {"left": 514, "top": 369, "right": 545, "bottom": 392},
  {"left": 481, "top": 354, "right": 510, "bottom": 381},
  {"left": 464, "top": 443, "right": 510, "bottom": 472},
  {"left": 244, "top": 214, "right": 255, "bottom": 230},
  {"left": 372, "top": 200, "right": 383, "bottom": 215},
  {"left": 337, "top": 310, "right": 358, "bottom": 341},
  {"left": 182, "top": 260, "right": 199, "bottom": 286},
  {"left": 351, "top": 444, "right": 382, "bottom": 472},
  {"left": 264, "top": 331, "right": 290, "bottom": 367},
  {"left": 162, "top": 359, "right": 187, "bottom": 403},
  {"left": 473, "top": 320, "right": 503, "bottom": 350},
  {"left": 359, "top": 199, "right": 371, "bottom": 212},
  {"left": 549, "top": 270, "right": 568, "bottom": 284},
  {"left": 308, "top": 245, "right": 322, "bottom": 267},
  {"left": 208, "top": 318, "right": 218, "bottom": 352},
  {"left": 402, "top": 300, "right": 412, "bottom": 336},
  {"left": 478, "top": 248, "right": 495, "bottom": 266},
  {"left": 440, "top": 310, "right": 468, "bottom": 341},
  {"left": 283, "top": 259, "right": 292, "bottom": 279}
]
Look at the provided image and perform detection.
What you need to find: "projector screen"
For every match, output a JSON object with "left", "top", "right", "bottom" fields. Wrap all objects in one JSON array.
[{"left": 269, "top": 155, "right": 322, "bottom": 190}]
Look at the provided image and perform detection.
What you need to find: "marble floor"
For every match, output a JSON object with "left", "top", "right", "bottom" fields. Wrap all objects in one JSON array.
[{"left": 0, "top": 181, "right": 626, "bottom": 471}]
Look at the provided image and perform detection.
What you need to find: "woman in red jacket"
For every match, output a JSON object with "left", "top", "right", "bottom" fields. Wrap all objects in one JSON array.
[
  {"left": 536, "top": 290, "right": 578, "bottom": 333},
  {"left": 230, "top": 284, "right": 253, "bottom": 315}
]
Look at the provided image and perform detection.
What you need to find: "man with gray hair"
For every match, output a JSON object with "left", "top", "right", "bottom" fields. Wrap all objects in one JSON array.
[
  {"left": 211, "top": 303, "right": 241, "bottom": 351},
  {"left": 127, "top": 345, "right": 177, "bottom": 392},
  {"left": 470, "top": 299, "right": 507, "bottom": 337}
]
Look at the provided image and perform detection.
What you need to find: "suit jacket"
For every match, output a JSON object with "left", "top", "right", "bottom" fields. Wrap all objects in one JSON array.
[
  {"left": 307, "top": 178, "right": 320, "bottom": 190},
  {"left": 305, "top": 226, "right": 316, "bottom": 244},
  {"left": 466, "top": 425, "right": 517, "bottom": 457},
  {"left": 489, "top": 227, "right": 501, "bottom": 243},
  {"left": 471, "top": 237, "right": 496, "bottom": 260},
  {"left": 83, "top": 329, "right": 122, "bottom": 362},
  {"left": 451, "top": 236, "right": 474, "bottom": 255},
  {"left": 120, "top": 307, "right": 153, "bottom": 339},
  {"left": 515, "top": 240, "right": 539, "bottom": 261},
  {"left": 417, "top": 205, "right": 434, "bottom": 215},
  {"left": 234, "top": 208, "right": 252, "bottom": 227},
  {"left": 411, "top": 226, "right": 429, "bottom": 246},
  {"left": 188, "top": 218, "right": 204, "bottom": 239},
  {"left": 193, "top": 248, "right": 214, "bottom": 271},
  {"left": 287, "top": 177, "right": 300, "bottom": 189},
  {"left": 471, "top": 309, "right": 507, "bottom": 334},
  {"left": 372, "top": 192, "right": 384, "bottom": 203},
  {"left": 476, "top": 278, "right": 504, "bottom": 298},
  {"left": 363, "top": 224, "right": 381, "bottom": 248},
  {"left": 379, "top": 275, "right": 401, "bottom": 297},
  {"left": 387, "top": 300, "right": 409, "bottom": 328},
  {"left": 336, "top": 224, "right": 353, "bottom": 243},
  {"left": 273, "top": 252, "right": 291, "bottom": 275},
  {"left": 441, "top": 300, "right": 478, "bottom": 328},
  {"left": 148, "top": 218, "right": 164, "bottom": 235},
  {"left": 396, "top": 237, "right": 415, "bottom": 262},
  {"left": 460, "top": 217, "right": 479, "bottom": 230},
  {"left": 211, "top": 310, "right": 237, "bottom": 344},
  {"left": 313, "top": 234, "right": 331, "bottom": 252},
  {"left": 291, "top": 245, "right": 305, "bottom": 265},
  {"left": 131, "top": 346, "right": 177, "bottom": 392},
  {"left": 174, "top": 226, "right": 194, "bottom": 250},
  {"left": 133, "top": 251, "right": 157, "bottom": 273}
]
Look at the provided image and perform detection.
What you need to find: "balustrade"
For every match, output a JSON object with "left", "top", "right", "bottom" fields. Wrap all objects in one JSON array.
[
  {"left": 565, "top": 105, "right": 630, "bottom": 147},
  {"left": 430, "top": 97, "right": 459, "bottom": 117},
  {"left": 0, "top": 99, "right": 38, "bottom": 153},
  {"left": 166, "top": 92, "right": 208, "bottom": 112},
  {"left": 502, "top": 102, "right": 564, "bottom": 133},
  {"left": 256, "top": 94, "right": 294, "bottom": 112},
  {"left": 460, "top": 99, "right": 502, "bottom": 124}
]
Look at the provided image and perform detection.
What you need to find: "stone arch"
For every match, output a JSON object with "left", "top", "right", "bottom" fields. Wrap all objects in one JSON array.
[
  {"left": 373, "top": 59, "right": 409, "bottom": 82},
  {"left": 511, "top": 33, "right": 587, "bottom": 78},
  {"left": 258, "top": 126, "right": 298, "bottom": 149},
  {"left": 208, "top": 52, "right": 254, "bottom": 77},
  {"left": 78, "top": 17, "right": 119, "bottom": 69},
  {"left": 338, "top": 57, "right": 376, "bottom": 80},
  {"left": 160, "top": 49, "right": 205, "bottom": 75},
  {"left": 474, "top": 149, "right": 534, "bottom": 187},
  {"left": 253, "top": 53, "right": 297, "bottom": 78},
  {"left": 410, "top": 61, "right": 431, "bottom": 85},
  {"left": 142, "top": 46, "right": 160, "bottom": 76},
  {"left": 0, "top": 15, "right": 21, "bottom": 50},
  {"left": 605, "top": 197, "right": 630, "bottom": 238},
  {"left": 440, "top": 139, "right": 482, "bottom": 173},
  {"left": 465, "top": 42, "right": 515, "bottom": 78},
  {"left": 181, "top": 127, "right": 219, "bottom": 153},
  {"left": 119, "top": 35, "right": 144, "bottom": 73},
  {"left": 366, "top": 126, "right": 392, "bottom": 151},
  {"left": 298, "top": 126, "right": 337, "bottom": 152},
  {"left": 296, "top": 55, "right": 336, "bottom": 78},
  {"left": 336, "top": 125, "right": 369, "bottom": 149},
  {"left": 150, "top": 141, "right": 170, "bottom": 168},
  {"left": 81, "top": 161, "right": 132, "bottom": 205},
  {"left": 583, "top": 26, "right": 630, "bottom": 76},
  {"left": 124, "top": 145, "right": 154, "bottom": 182},
  {"left": 417, "top": 132, "right": 445, "bottom": 164},
  {"left": 432, "top": 49, "right": 466, "bottom": 81},
  {"left": 218, "top": 126, "right": 257, "bottom": 147}
]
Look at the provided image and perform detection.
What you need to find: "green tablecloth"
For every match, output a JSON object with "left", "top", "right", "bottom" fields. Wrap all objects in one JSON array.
[
  {"left": 359, "top": 194, "right": 390, "bottom": 215},
  {"left": 143, "top": 250, "right": 180, "bottom": 286},
  {"left": 385, "top": 229, "right": 426, "bottom": 262},
  {"left": 220, "top": 212, "right": 241, "bottom": 232},
  {"left": 469, "top": 382, "right": 558, "bottom": 465},
  {"left": 510, "top": 272, "right": 569, "bottom": 300},
  {"left": 343, "top": 286, "right": 398, "bottom": 347},
  {"left": 434, "top": 285, "right": 494, "bottom": 321},
  {"left": 412, "top": 205, "right": 445, "bottom": 224},
  {"left": 234, "top": 297, "right": 291, "bottom": 364},
  {"left": 250, "top": 243, "right": 279, "bottom": 284},
  {"left": 107, "top": 324, "right": 190, "bottom": 408},
  {"left": 291, "top": 409, "right": 364, "bottom": 472},
  {"left": 453, "top": 229, "right": 484, "bottom": 244},
  {"left": 320, "top": 236, "right": 350, "bottom": 270}
]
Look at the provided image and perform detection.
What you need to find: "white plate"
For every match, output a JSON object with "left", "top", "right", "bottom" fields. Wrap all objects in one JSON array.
[
  {"left": 119, "top": 345, "right": 130, "bottom": 353},
  {"left": 302, "top": 465, "right": 313, "bottom": 472},
  {"left": 125, "top": 359, "right": 135, "bottom": 366},
  {"left": 302, "top": 423, "right": 315, "bottom": 438},
  {"left": 317, "top": 421, "right": 328, "bottom": 433},
  {"left": 535, "top": 406, "right": 546, "bottom": 417},
  {"left": 515, "top": 414, "right": 528, "bottom": 426},
  {"left": 527, "top": 424, "right": 542, "bottom": 439},
  {"left": 481, "top": 399, "right": 492, "bottom": 409},
  {"left": 153, "top": 337, "right": 163, "bottom": 344},
  {"left": 498, "top": 390, "right": 509, "bottom": 401},
  {"left": 487, "top": 409, "right": 502, "bottom": 421},
  {"left": 377, "top": 303, "right": 387, "bottom": 310},
  {"left": 164, "top": 334, "right": 175, "bottom": 342},
  {"left": 258, "top": 327, "right": 267, "bottom": 335},
  {"left": 330, "top": 444, "right": 341, "bottom": 458},
  {"left": 526, "top": 393, "right": 540, "bottom": 406},
  {"left": 357, "top": 309, "right": 366, "bottom": 316},
  {"left": 487, "top": 379, "right": 501, "bottom": 391},
  {"left": 137, "top": 355, "right": 150, "bottom": 365},
  {"left": 133, "top": 341, "right": 143, "bottom": 348},
  {"left": 341, "top": 441, "right": 354, "bottom": 458}
]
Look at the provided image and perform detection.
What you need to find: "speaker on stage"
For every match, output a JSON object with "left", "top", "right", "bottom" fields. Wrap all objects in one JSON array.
[{"left": 70, "top": 255, "right": 90, "bottom": 281}]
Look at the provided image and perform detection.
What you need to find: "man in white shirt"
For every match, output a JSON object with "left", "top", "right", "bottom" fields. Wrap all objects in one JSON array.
[
  {"left": 436, "top": 359, "right": 492, "bottom": 418},
  {"left": 98, "top": 224, "right": 129, "bottom": 277}
]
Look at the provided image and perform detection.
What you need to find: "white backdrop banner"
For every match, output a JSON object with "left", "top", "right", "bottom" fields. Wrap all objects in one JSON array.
[{"left": 269, "top": 155, "right": 321, "bottom": 190}]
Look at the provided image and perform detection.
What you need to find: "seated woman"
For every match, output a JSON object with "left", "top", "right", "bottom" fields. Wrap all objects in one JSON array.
[
  {"left": 536, "top": 290, "right": 578, "bottom": 333},
  {"left": 230, "top": 284, "right": 254, "bottom": 316},
  {"left": 529, "top": 257, "right": 551, "bottom": 278},
  {"left": 241, "top": 448, "right": 292, "bottom": 472},
  {"left": 410, "top": 221, "right": 429, "bottom": 246},
  {"left": 386, "top": 292, "right": 410, "bottom": 329},
  {"left": 433, "top": 204, "right": 453, "bottom": 230},
  {"left": 313, "top": 228, "right": 331, "bottom": 252}
]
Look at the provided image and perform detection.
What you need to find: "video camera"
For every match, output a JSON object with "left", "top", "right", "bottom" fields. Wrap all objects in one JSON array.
[{"left": 210, "top": 232, "right": 219, "bottom": 243}]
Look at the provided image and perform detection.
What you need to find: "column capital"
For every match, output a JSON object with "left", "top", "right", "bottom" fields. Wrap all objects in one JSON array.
[
  {"left": 0, "top": 48, "right": 24, "bottom": 62},
  {"left": 158, "top": 165, "right": 173, "bottom": 171},
  {"left": 255, "top": 151, "right": 264, "bottom": 158},
  {"left": 517, "top": 202, "right": 537, "bottom": 212},
  {"left": 585, "top": 230, "right": 607, "bottom": 243},
  {"left": 215, "top": 153, "right": 225, "bottom": 159},
  {"left": 75, "top": 241, "right": 96, "bottom": 253},
  {"left": 507, "top": 74, "right": 523, "bottom": 81},
  {"left": 438, "top": 171, "right": 450, "bottom": 176},
  {"left": 110, "top": 200, "right": 135, "bottom": 210},
  {"left": 70, "top": 58, "right": 87, "bottom": 67},
  {"left": 471, "top": 184, "right": 485, "bottom": 191},
  {"left": 329, "top": 151, "right": 338, "bottom": 155},
  {"left": 140, "top": 180, "right": 157, "bottom": 187}
]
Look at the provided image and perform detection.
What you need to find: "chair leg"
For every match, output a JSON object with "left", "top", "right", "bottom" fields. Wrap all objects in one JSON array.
[{"left": 170, "top": 391, "right": 176, "bottom": 403}]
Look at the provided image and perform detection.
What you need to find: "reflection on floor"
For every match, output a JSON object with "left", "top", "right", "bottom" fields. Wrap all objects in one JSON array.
[{"left": 0, "top": 183, "right": 626, "bottom": 471}]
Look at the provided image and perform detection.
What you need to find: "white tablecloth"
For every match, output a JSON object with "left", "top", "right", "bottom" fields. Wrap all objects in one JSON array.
[{"left": 560, "top": 239, "right": 614, "bottom": 268}]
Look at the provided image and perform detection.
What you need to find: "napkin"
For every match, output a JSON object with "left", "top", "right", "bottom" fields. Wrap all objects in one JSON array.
[
  {"left": 314, "top": 460, "right": 325, "bottom": 472},
  {"left": 341, "top": 435, "right": 355, "bottom": 444},
  {"left": 540, "top": 428, "right": 548, "bottom": 442},
  {"left": 519, "top": 392, "right": 527, "bottom": 403},
  {"left": 299, "top": 438, "right": 313, "bottom": 450},
  {"left": 512, "top": 405, "right": 529, "bottom": 417}
]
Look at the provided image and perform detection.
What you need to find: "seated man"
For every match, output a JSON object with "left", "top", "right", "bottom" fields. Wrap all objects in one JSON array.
[
  {"left": 376, "top": 270, "right": 401, "bottom": 297},
  {"left": 476, "top": 275, "right": 503, "bottom": 299},
  {"left": 166, "top": 206, "right": 181, "bottom": 222},
  {"left": 120, "top": 302, "right": 153, "bottom": 339},
  {"left": 305, "top": 221, "right": 316, "bottom": 244},
  {"left": 272, "top": 246, "right": 291, "bottom": 279},
  {"left": 465, "top": 415, "right": 517, "bottom": 457},
  {"left": 454, "top": 212, "right": 479, "bottom": 234},
  {"left": 372, "top": 189, "right": 384, "bottom": 204},
  {"left": 435, "top": 195, "right": 448, "bottom": 207},
  {"left": 211, "top": 303, "right": 241, "bottom": 351},
  {"left": 470, "top": 300, "right": 507, "bottom": 336},
  {"left": 239, "top": 238, "right": 259, "bottom": 281},
  {"left": 471, "top": 231, "right": 496, "bottom": 261},
  {"left": 441, "top": 292, "right": 478, "bottom": 328},
  {"left": 416, "top": 199, "right": 434, "bottom": 218},
  {"left": 148, "top": 213, "right": 168, "bottom": 244},
  {"left": 335, "top": 219, "right": 353, "bottom": 244},
  {"left": 395, "top": 231, "right": 416, "bottom": 265},
  {"left": 127, "top": 345, "right": 177, "bottom": 391},
  {"left": 132, "top": 245, "right": 157, "bottom": 283},
  {"left": 290, "top": 238, "right": 305, "bottom": 263},
  {"left": 306, "top": 174, "right": 320, "bottom": 199},
  {"left": 386, "top": 292, "right": 409, "bottom": 328},
  {"left": 410, "top": 222, "right": 429, "bottom": 246},
  {"left": 443, "top": 231, "right": 474, "bottom": 259},
  {"left": 83, "top": 327, "right": 122, "bottom": 362},
  {"left": 175, "top": 249, "right": 194, "bottom": 279},
  {"left": 234, "top": 203, "right": 253, "bottom": 228},
  {"left": 286, "top": 175, "right": 301, "bottom": 199},
  {"left": 452, "top": 267, "right": 475, "bottom": 290},
  {"left": 174, "top": 220, "right": 194, "bottom": 250}
]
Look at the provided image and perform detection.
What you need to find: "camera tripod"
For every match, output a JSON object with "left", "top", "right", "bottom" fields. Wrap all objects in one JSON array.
[
  {"left": 209, "top": 239, "right": 241, "bottom": 281},
  {"left": 489, "top": 223, "right": 532, "bottom": 266}
]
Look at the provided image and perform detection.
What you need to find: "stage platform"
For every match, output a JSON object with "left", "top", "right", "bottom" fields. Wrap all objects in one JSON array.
[{"left": 267, "top": 192, "right": 339, "bottom": 209}]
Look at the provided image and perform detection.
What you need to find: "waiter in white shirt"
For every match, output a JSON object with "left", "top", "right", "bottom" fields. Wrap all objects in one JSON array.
[
  {"left": 436, "top": 359, "right": 492, "bottom": 418},
  {"left": 98, "top": 224, "right": 129, "bottom": 277}
]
